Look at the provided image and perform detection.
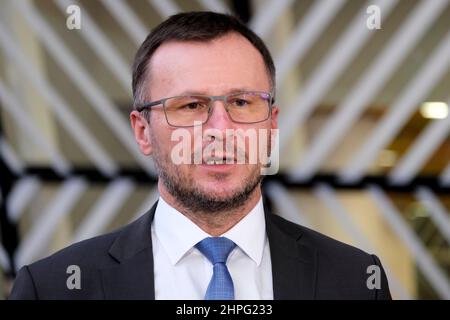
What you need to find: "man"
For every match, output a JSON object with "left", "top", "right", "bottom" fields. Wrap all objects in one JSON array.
[{"left": 10, "top": 11, "right": 391, "bottom": 300}]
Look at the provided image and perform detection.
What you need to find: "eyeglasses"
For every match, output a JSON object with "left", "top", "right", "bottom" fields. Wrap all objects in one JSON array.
[{"left": 136, "top": 91, "right": 274, "bottom": 127}]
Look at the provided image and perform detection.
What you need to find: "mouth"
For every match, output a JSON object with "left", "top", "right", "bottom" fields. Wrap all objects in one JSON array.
[{"left": 202, "top": 156, "right": 236, "bottom": 165}]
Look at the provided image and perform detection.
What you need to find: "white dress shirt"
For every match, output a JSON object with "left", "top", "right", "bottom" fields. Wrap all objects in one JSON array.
[{"left": 152, "top": 196, "right": 273, "bottom": 300}]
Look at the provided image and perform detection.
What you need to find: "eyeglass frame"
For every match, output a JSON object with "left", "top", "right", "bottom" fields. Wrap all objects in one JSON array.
[{"left": 135, "top": 90, "right": 276, "bottom": 128}]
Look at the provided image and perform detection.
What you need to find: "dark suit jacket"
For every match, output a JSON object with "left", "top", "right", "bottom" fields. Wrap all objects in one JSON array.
[{"left": 9, "top": 202, "right": 391, "bottom": 299}]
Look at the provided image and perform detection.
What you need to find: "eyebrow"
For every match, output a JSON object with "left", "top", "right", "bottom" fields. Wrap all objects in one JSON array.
[{"left": 175, "top": 88, "right": 264, "bottom": 96}]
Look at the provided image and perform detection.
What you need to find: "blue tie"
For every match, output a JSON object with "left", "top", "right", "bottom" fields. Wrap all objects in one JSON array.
[{"left": 195, "top": 237, "right": 236, "bottom": 300}]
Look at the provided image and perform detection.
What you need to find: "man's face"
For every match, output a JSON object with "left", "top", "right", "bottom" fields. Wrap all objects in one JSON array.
[{"left": 131, "top": 33, "right": 278, "bottom": 212}]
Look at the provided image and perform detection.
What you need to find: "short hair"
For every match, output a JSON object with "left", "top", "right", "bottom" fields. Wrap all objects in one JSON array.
[{"left": 131, "top": 11, "right": 276, "bottom": 111}]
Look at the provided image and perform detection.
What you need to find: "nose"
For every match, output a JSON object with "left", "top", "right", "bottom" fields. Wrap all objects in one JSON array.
[{"left": 204, "top": 99, "right": 234, "bottom": 130}]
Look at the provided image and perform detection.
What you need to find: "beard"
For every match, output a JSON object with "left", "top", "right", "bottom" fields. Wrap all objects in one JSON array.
[{"left": 151, "top": 136, "right": 262, "bottom": 215}]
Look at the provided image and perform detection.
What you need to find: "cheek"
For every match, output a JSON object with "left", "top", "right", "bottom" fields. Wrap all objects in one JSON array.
[
  {"left": 149, "top": 113, "right": 172, "bottom": 142},
  {"left": 153, "top": 130, "right": 176, "bottom": 155},
  {"left": 253, "top": 124, "right": 273, "bottom": 163},
  {"left": 151, "top": 124, "right": 194, "bottom": 168}
]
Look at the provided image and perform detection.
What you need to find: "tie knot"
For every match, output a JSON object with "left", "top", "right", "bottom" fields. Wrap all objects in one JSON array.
[{"left": 196, "top": 237, "right": 236, "bottom": 264}]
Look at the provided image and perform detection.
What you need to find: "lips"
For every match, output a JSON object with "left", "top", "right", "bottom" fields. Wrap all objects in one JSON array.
[{"left": 202, "top": 156, "right": 236, "bottom": 165}]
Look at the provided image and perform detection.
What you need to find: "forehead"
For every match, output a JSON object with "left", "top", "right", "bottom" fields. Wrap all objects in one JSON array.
[{"left": 147, "top": 33, "right": 270, "bottom": 99}]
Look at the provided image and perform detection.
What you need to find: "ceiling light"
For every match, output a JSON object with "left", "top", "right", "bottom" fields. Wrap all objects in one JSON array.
[{"left": 420, "top": 102, "right": 449, "bottom": 119}]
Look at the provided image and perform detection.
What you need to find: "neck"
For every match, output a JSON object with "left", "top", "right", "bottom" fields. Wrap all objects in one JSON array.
[{"left": 158, "top": 181, "right": 262, "bottom": 236}]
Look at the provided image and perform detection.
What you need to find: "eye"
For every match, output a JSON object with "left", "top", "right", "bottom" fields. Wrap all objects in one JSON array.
[
  {"left": 232, "top": 98, "right": 250, "bottom": 107},
  {"left": 179, "top": 101, "right": 209, "bottom": 111},
  {"left": 184, "top": 102, "right": 202, "bottom": 110}
]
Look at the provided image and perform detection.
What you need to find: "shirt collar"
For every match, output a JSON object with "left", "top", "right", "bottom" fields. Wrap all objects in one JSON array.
[
  {"left": 153, "top": 196, "right": 266, "bottom": 266},
  {"left": 222, "top": 198, "right": 266, "bottom": 266},
  {"left": 153, "top": 196, "right": 209, "bottom": 265}
]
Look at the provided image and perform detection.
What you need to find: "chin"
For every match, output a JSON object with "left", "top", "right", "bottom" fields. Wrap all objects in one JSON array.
[
  {"left": 197, "top": 182, "right": 241, "bottom": 198},
  {"left": 202, "top": 182, "right": 239, "bottom": 194}
]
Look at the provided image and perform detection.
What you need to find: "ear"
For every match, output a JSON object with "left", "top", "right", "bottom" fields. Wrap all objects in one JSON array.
[
  {"left": 130, "top": 110, "right": 152, "bottom": 155},
  {"left": 271, "top": 105, "right": 279, "bottom": 130}
]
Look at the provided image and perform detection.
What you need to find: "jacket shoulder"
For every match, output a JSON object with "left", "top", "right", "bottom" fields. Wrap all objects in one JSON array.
[
  {"left": 31, "top": 224, "right": 124, "bottom": 270},
  {"left": 269, "top": 213, "right": 371, "bottom": 258},
  {"left": 10, "top": 216, "right": 144, "bottom": 299},
  {"left": 268, "top": 213, "right": 391, "bottom": 299}
]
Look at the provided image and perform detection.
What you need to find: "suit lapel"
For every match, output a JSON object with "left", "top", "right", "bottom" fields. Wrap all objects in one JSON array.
[
  {"left": 266, "top": 212, "right": 317, "bottom": 299},
  {"left": 99, "top": 201, "right": 317, "bottom": 299},
  {"left": 100, "top": 248, "right": 155, "bottom": 299},
  {"left": 100, "top": 202, "right": 157, "bottom": 299}
]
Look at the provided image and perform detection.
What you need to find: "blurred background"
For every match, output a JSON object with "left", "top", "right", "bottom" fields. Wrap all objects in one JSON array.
[{"left": 0, "top": 0, "right": 449, "bottom": 299}]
